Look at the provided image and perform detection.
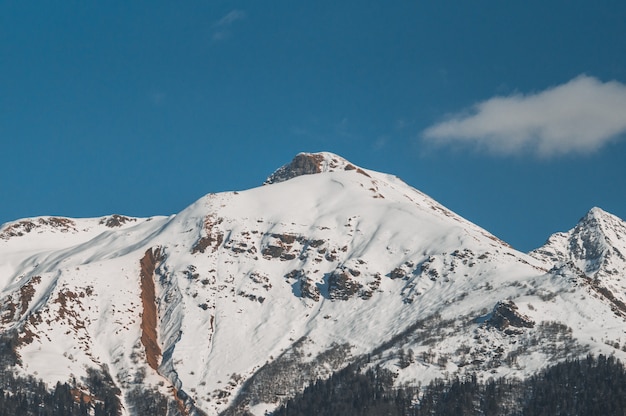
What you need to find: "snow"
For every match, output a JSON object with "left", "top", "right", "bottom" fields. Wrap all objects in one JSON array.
[{"left": 1, "top": 152, "right": 626, "bottom": 415}]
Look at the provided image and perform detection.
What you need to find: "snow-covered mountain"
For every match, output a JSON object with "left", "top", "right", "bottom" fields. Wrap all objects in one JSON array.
[
  {"left": 530, "top": 206, "right": 626, "bottom": 323},
  {"left": 530, "top": 207, "right": 626, "bottom": 279},
  {"left": 1, "top": 152, "right": 625, "bottom": 416}
]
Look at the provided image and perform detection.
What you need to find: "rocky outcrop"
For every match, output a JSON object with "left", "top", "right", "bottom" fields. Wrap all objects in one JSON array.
[
  {"left": 264, "top": 153, "right": 325, "bottom": 184},
  {"left": 328, "top": 270, "right": 363, "bottom": 301},
  {"left": 264, "top": 152, "right": 369, "bottom": 184},
  {"left": 99, "top": 214, "right": 137, "bottom": 228},
  {"left": 0, "top": 217, "right": 77, "bottom": 239},
  {"left": 139, "top": 247, "right": 163, "bottom": 371},
  {"left": 285, "top": 269, "right": 321, "bottom": 301},
  {"left": 487, "top": 300, "right": 534, "bottom": 333},
  {"left": 192, "top": 216, "right": 224, "bottom": 254}
]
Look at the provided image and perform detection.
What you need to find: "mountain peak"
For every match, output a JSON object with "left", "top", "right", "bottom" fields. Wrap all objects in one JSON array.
[
  {"left": 531, "top": 207, "right": 626, "bottom": 279},
  {"left": 575, "top": 206, "right": 625, "bottom": 241},
  {"left": 583, "top": 206, "right": 611, "bottom": 222},
  {"left": 5, "top": 156, "right": 626, "bottom": 415},
  {"left": 264, "top": 152, "right": 367, "bottom": 184}
]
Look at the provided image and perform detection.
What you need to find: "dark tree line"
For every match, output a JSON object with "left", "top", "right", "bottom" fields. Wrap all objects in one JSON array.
[
  {"left": 272, "top": 354, "right": 626, "bottom": 416},
  {"left": 0, "top": 379, "right": 89, "bottom": 416},
  {"left": 522, "top": 354, "right": 626, "bottom": 416},
  {"left": 3, "top": 318, "right": 626, "bottom": 416},
  {"left": 0, "top": 370, "right": 122, "bottom": 416},
  {"left": 0, "top": 332, "right": 122, "bottom": 416},
  {"left": 0, "top": 330, "right": 191, "bottom": 416},
  {"left": 271, "top": 364, "right": 416, "bottom": 416}
]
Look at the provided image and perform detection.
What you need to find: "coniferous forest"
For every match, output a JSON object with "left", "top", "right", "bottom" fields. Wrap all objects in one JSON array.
[
  {"left": 272, "top": 354, "right": 626, "bottom": 416},
  {"left": 0, "top": 332, "right": 122, "bottom": 416}
]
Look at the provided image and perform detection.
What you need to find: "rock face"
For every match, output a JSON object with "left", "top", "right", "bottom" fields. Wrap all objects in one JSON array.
[
  {"left": 264, "top": 153, "right": 325, "bottom": 184},
  {"left": 531, "top": 206, "right": 626, "bottom": 308},
  {"left": 0, "top": 217, "right": 77, "bottom": 239},
  {"left": 264, "top": 152, "right": 368, "bottom": 184},
  {"left": 139, "top": 248, "right": 163, "bottom": 371},
  {"left": 1, "top": 152, "right": 626, "bottom": 416},
  {"left": 487, "top": 300, "right": 535, "bottom": 333},
  {"left": 531, "top": 207, "right": 626, "bottom": 278}
]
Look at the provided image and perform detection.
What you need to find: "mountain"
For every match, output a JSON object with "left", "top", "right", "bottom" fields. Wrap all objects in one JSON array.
[
  {"left": 1, "top": 152, "right": 625, "bottom": 416},
  {"left": 529, "top": 206, "right": 626, "bottom": 324},
  {"left": 530, "top": 207, "right": 626, "bottom": 279}
]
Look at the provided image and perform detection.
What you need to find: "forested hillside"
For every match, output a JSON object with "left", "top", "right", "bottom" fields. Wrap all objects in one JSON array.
[{"left": 273, "top": 354, "right": 626, "bottom": 416}]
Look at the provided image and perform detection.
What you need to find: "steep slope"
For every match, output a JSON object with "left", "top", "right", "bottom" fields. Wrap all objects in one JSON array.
[
  {"left": 0, "top": 152, "right": 625, "bottom": 416},
  {"left": 531, "top": 207, "right": 626, "bottom": 279},
  {"left": 530, "top": 207, "right": 626, "bottom": 318}
]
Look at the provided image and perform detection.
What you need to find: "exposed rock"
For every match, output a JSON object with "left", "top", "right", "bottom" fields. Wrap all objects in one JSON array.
[
  {"left": 389, "top": 267, "right": 406, "bottom": 280},
  {"left": 285, "top": 270, "right": 320, "bottom": 301},
  {"left": 487, "top": 300, "right": 535, "bottom": 333},
  {"left": 264, "top": 152, "right": 368, "bottom": 184},
  {"left": 192, "top": 216, "right": 224, "bottom": 254},
  {"left": 300, "top": 278, "right": 321, "bottom": 301},
  {"left": 264, "top": 153, "right": 325, "bottom": 184},
  {"left": 272, "top": 233, "right": 299, "bottom": 244},
  {"left": 328, "top": 270, "right": 362, "bottom": 301},
  {"left": 99, "top": 214, "right": 136, "bottom": 228},
  {"left": 531, "top": 207, "right": 626, "bottom": 279},
  {"left": 308, "top": 239, "right": 325, "bottom": 248},
  {"left": 0, "top": 276, "right": 42, "bottom": 326},
  {"left": 262, "top": 245, "right": 285, "bottom": 259},
  {"left": 139, "top": 247, "right": 163, "bottom": 371},
  {"left": 0, "top": 217, "right": 77, "bottom": 239}
]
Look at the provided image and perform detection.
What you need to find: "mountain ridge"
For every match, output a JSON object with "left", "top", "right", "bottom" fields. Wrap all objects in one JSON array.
[
  {"left": 531, "top": 206, "right": 626, "bottom": 276},
  {"left": 1, "top": 152, "right": 625, "bottom": 416}
]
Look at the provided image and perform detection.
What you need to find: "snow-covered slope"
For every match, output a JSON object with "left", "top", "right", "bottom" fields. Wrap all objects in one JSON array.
[
  {"left": 1, "top": 152, "right": 625, "bottom": 416},
  {"left": 530, "top": 206, "right": 626, "bottom": 318},
  {"left": 531, "top": 207, "right": 626, "bottom": 279}
]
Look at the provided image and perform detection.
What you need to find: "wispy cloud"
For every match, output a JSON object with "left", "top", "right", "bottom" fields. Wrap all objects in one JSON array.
[
  {"left": 422, "top": 75, "right": 626, "bottom": 157},
  {"left": 212, "top": 9, "right": 246, "bottom": 41}
]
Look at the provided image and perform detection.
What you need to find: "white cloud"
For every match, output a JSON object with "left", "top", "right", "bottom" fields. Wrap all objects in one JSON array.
[
  {"left": 212, "top": 9, "right": 246, "bottom": 41},
  {"left": 422, "top": 75, "right": 626, "bottom": 157}
]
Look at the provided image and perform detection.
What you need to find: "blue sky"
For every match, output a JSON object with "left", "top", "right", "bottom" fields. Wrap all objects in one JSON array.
[{"left": 2, "top": 1, "right": 626, "bottom": 252}]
